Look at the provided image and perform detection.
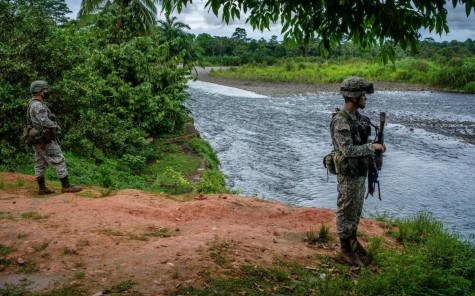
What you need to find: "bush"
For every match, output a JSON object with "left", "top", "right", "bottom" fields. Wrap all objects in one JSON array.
[
  {"left": 198, "top": 169, "right": 227, "bottom": 194},
  {"left": 188, "top": 137, "right": 220, "bottom": 169},
  {"left": 412, "top": 60, "right": 430, "bottom": 72},
  {"left": 464, "top": 81, "right": 475, "bottom": 93}
]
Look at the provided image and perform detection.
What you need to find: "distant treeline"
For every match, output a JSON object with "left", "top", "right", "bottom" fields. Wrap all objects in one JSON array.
[
  {"left": 191, "top": 28, "right": 475, "bottom": 92},
  {"left": 193, "top": 28, "right": 475, "bottom": 66}
]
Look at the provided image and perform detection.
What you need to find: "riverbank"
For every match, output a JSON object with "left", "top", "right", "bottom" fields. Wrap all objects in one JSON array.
[
  {"left": 2, "top": 172, "right": 473, "bottom": 295},
  {"left": 192, "top": 67, "right": 448, "bottom": 96},
  {"left": 0, "top": 172, "right": 394, "bottom": 294}
]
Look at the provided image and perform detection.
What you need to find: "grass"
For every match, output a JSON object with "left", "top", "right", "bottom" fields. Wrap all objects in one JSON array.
[
  {"left": 107, "top": 280, "right": 136, "bottom": 293},
  {"left": 209, "top": 57, "right": 475, "bottom": 92},
  {"left": 20, "top": 211, "right": 48, "bottom": 220},
  {"left": 4, "top": 132, "right": 228, "bottom": 196},
  {"left": 147, "top": 227, "right": 173, "bottom": 238},
  {"left": 208, "top": 240, "right": 236, "bottom": 268},
  {"left": 0, "top": 244, "right": 15, "bottom": 256},
  {"left": 33, "top": 242, "right": 49, "bottom": 252},
  {"left": 305, "top": 223, "right": 333, "bottom": 245}
]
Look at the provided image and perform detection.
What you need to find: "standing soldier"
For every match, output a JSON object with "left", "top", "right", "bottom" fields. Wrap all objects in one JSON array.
[
  {"left": 330, "top": 77, "right": 385, "bottom": 266},
  {"left": 27, "top": 80, "right": 82, "bottom": 194}
]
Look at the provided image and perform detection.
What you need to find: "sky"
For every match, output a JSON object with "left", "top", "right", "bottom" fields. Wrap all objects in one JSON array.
[{"left": 65, "top": 1, "right": 475, "bottom": 42}]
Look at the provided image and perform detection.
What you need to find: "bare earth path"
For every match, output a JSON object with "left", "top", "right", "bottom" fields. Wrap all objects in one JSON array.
[{"left": 0, "top": 173, "right": 394, "bottom": 295}]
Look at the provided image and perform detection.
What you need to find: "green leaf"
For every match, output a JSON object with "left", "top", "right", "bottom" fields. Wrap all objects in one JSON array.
[{"left": 466, "top": 2, "right": 472, "bottom": 16}]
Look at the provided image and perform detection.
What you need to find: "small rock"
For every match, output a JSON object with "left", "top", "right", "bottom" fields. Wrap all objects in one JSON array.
[{"left": 17, "top": 258, "right": 25, "bottom": 265}]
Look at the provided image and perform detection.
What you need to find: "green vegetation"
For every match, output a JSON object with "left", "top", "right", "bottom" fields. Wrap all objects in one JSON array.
[
  {"left": 0, "top": 244, "right": 14, "bottom": 256},
  {"left": 0, "top": 0, "right": 226, "bottom": 194},
  {"left": 164, "top": 0, "right": 475, "bottom": 63},
  {"left": 210, "top": 55, "right": 475, "bottom": 92},
  {"left": 20, "top": 212, "right": 48, "bottom": 220},
  {"left": 1, "top": 1, "right": 474, "bottom": 295},
  {"left": 147, "top": 227, "right": 173, "bottom": 238},
  {"left": 109, "top": 280, "right": 135, "bottom": 293},
  {"left": 2, "top": 134, "right": 227, "bottom": 196},
  {"left": 306, "top": 223, "right": 333, "bottom": 245}
]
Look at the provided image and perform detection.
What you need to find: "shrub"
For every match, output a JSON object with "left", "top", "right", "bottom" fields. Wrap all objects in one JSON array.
[
  {"left": 412, "top": 60, "right": 430, "bottom": 72},
  {"left": 464, "top": 81, "right": 475, "bottom": 93},
  {"left": 198, "top": 169, "right": 227, "bottom": 194}
]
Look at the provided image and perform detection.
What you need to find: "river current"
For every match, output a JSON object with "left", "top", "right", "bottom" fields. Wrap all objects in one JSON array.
[{"left": 186, "top": 80, "right": 475, "bottom": 240}]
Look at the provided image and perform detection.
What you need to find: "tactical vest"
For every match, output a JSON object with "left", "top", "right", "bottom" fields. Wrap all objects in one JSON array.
[
  {"left": 329, "top": 109, "right": 371, "bottom": 177},
  {"left": 21, "top": 99, "right": 55, "bottom": 146}
]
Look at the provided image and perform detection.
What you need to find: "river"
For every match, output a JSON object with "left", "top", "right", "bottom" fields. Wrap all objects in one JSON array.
[{"left": 186, "top": 80, "right": 475, "bottom": 240}]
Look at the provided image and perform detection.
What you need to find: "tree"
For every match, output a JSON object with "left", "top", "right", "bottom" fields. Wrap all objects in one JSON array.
[
  {"left": 157, "top": 14, "right": 198, "bottom": 65},
  {"left": 161, "top": 0, "right": 475, "bottom": 63},
  {"left": 78, "top": 0, "right": 159, "bottom": 32},
  {"left": 157, "top": 14, "right": 190, "bottom": 41},
  {"left": 0, "top": 0, "right": 83, "bottom": 168},
  {"left": 231, "top": 27, "right": 247, "bottom": 42}
]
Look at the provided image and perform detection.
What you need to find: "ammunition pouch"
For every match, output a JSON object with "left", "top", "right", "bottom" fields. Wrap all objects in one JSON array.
[
  {"left": 324, "top": 150, "right": 368, "bottom": 177},
  {"left": 21, "top": 125, "right": 55, "bottom": 146}
]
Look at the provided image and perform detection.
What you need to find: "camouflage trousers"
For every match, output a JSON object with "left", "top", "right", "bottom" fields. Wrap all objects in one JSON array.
[
  {"left": 336, "top": 175, "right": 366, "bottom": 239},
  {"left": 33, "top": 140, "right": 68, "bottom": 179}
]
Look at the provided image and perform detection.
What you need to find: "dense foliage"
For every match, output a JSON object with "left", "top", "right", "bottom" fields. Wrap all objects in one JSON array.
[
  {"left": 193, "top": 29, "right": 475, "bottom": 66},
  {"left": 193, "top": 29, "right": 475, "bottom": 92},
  {"left": 0, "top": 0, "right": 83, "bottom": 166},
  {"left": 163, "top": 0, "right": 475, "bottom": 62},
  {"left": 0, "top": 0, "right": 195, "bottom": 170}
]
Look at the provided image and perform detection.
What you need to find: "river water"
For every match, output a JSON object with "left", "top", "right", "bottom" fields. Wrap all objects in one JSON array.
[{"left": 186, "top": 81, "right": 475, "bottom": 240}]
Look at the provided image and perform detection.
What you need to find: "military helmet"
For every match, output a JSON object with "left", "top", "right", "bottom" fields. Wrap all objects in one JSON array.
[
  {"left": 30, "top": 80, "right": 49, "bottom": 94},
  {"left": 340, "top": 76, "right": 374, "bottom": 98}
]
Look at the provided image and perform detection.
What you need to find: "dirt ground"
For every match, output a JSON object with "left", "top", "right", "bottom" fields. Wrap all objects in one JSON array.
[{"left": 0, "top": 172, "right": 395, "bottom": 295}]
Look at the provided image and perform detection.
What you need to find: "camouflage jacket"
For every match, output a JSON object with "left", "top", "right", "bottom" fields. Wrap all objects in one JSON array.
[
  {"left": 330, "top": 107, "right": 374, "bottom": 158},
  {"left": 28, "top": 98, "right": 58, "bottom": 129}
]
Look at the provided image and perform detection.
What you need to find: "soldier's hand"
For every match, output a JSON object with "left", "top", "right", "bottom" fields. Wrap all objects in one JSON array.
[{"left": 373, "top": 143, "right": 385, "bottom": 152}]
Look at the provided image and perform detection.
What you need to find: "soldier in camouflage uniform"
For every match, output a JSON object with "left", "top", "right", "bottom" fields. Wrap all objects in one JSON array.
[
  {"left": 28, "top": 81, "right": 82, "bottom": 195},
  {"left": 330, "top": 76, "right": 386, "bottom": 266}
]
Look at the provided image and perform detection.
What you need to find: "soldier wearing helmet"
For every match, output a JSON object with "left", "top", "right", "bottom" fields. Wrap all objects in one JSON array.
[
  {"left": 330, "top": 76, "right": 385, "bottom": 266},
  {"left": 27, "top": 80, "right": 82, "bottom": 195}
]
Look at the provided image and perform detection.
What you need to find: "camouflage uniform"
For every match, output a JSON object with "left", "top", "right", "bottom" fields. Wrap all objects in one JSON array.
[
  {"left": 331, "top": 108, "right": 374, "bottom": 239},
  {"left": 28, "top": 99, "right": 68, "bottom": 179}
]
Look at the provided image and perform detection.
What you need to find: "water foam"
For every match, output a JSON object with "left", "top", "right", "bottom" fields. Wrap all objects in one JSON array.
[{"left": 187, "top": 80, "right": 268, "bottom": 99}]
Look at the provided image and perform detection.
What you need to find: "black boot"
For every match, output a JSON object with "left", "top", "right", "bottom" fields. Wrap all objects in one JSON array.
[
  {"left": 339, "top": 237, "right": 364, "bottom": 267},
  {"left": 351, "top": 231, "right": 368, "bottom": 257},
  {"left": 60, "top": 176, "right": 82, "bottom": 193},
  {"left": 36, "top": 176, "right": 55, "bottom": 195}
]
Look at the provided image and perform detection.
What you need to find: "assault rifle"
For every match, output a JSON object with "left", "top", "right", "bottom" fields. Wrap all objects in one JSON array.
[{"left": 366, "top": 112, "right": 385, "bottom": 200}]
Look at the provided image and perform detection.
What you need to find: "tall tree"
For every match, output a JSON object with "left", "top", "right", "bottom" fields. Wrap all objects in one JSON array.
[
  {"left": 157, "top": 14, "right": 190, "bottom": 41},
  {"left": 78, "top": 0, "right": 159, "bottom": 32},
  {"left": 231, "top": 27, "right": 247, "bottom": 42},
  {"left": 161, "top": 0, "right": 475, "bottom": 63}
]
